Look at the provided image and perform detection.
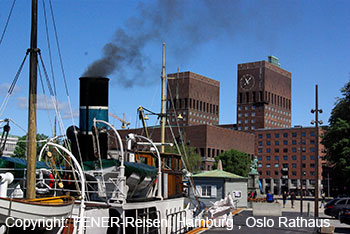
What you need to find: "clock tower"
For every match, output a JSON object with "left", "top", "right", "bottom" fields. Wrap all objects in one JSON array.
[{"left": 236, "top": 56, "right": 291, "bottom": 131}]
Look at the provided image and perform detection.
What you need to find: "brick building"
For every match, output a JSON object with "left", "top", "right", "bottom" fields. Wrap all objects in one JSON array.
[
  {"left": 237, "top": 56, "right": 291, "bottom": 131},
  {"left": 255, "top": 127, "right": 325, "bottom": 195},
  {"left": 118, "top": 124, "right": 255, "bottom": 171},
  {"left": 166, "top": 71, "right": 220, "bottom": 126}
]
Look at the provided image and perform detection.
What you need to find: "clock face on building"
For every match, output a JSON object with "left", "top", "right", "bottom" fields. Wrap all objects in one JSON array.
[{"left": 240, "top": 74, "right": 255, "bottom": 90}]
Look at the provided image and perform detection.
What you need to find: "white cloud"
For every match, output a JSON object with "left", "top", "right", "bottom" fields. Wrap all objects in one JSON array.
[
  {"left": 16, "top": 95, "right": 78, "bottom": 119},
  {"left": 0, "top": 83, "right": 21, "bottom": 96}
]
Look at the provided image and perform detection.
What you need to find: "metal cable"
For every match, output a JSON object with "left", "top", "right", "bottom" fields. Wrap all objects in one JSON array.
[
  {"left": 42, "top": 0, "right": 57, "bottom": 96},
  {"left": 0, "top": 0, "right": 16, "bottom": 47},
  {"left": 0, "top": 52, "right": 28, "bottom": 118}
]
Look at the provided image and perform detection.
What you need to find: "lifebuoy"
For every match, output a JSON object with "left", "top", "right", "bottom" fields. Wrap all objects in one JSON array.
[{"left": 48, "top": 173, "right": 54, "bottom": 188}]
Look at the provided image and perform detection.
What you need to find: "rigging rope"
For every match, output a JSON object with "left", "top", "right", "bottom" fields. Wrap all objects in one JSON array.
[
  {"left": 0, "top": 0, "right": 16, "bottom": 47},
  {"left": 47, "top": 0, "right": 85, "bottom": 171},
  {"left": 42, "top": 0, "right": 57, "bottom": 96},
  {"left": 0, "top": 52, "right": 29, "bottom": 119}
]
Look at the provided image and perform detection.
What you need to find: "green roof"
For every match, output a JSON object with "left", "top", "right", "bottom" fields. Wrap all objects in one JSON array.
[{"left": 192, "top": 169, "right": 245, "bottom": 179}]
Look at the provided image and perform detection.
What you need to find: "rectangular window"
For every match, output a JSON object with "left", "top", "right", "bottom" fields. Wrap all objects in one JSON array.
[
  {"left": 258, "top": 149, "right": 263, "bottom": 153},
  {"left": 258, "top": 156, "right": 262, "bottom": 160},
  {"left": 302, "top": 155, "right": 306, "bottom": 160},
  {"left": 266, "top": 171, "right": 270, "bottom": 176},
  {"left": 258, "top": 134, "right": 263, "bottom": 139},
  {"left": 292, "top": 163, "right": 297, "bottom": 168},
  {"left": 275, "top": 156, "right": 279, "bottom": 161},
  {"left": 283, "top": 140, "right": 288, "bottom": 145},
  {"left": 283, "top": 148, "right": 288, "bottom": 153},
  {"left": 266, "top": 156, "right": 271, "bottom": 160},
  {"left": 301, "top": 132, "right": 306, "bottom": 137},
  {"left": 310, "top": 155, "right": 315, "bottom": 160},
  {"left": 292, "top": 155, "right": 297, "bottom": 160},
  {"left": 292, "top": 171, "right": 297, "bottom": 176},
  {"left": 267, "top": 134, "right": 271, "bottom": 138},
  {"left": 266, "top": 148, "right": 271, "bottom": 153},
  {"left": 283, "top": 163, "right": 288, "bottom": 168},
  {"left": 292, "top": 148, "right": 297, "bottom": 152},
  {"left": 310, "top": 140, "right": 315, "bottom": 144},
  {"left": 310, "top": 163, "right": 315, "bottom": 168},
  {"left": 310, "top": 147, "right": 315, "bottom": 152},
  {"left": 275, "top": 148, "right": 279, "bottom": 153},
  {"left": 275, "top": 141, "right": 279, "bottom": 145},
  {"left": 266, "top": 164, "right": 271, "bottom": 168},
  {"left": 292, "top": 132, "right": 297, "bottom": 137},
  {"left": 199, "top": 185, "right": 216, "bottom": 198},
  {"left": 283, "top": 155, "right": 288, "bottom": 160},
  {"left": 292, "top": 140, "right": 297, "bottom": 145},
  {"left": 283, "top": 133, "right": 288, "bottom": 137},
  {"left": 310, "top": 132, "right": 315, "bottom": 136},
  {"left": 267, "top": 141, "right": 271, "bottom": 146},
  {"left": 275, "top": 133, "right": 280, "bottom": 138},
  {"left": 274, "top": 163, "right": 279, "bottom": 168}
]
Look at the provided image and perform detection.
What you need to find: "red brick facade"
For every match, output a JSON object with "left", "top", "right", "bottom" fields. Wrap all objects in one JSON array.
[
  {"left": 237, "top": 59, "right": 291, "bottom": 131},
  {"left": 166, "top": 71, "right": 220, "bottom": 126},
  {"left": 254, "top": 127, "right": 325, "bottom": 193}
]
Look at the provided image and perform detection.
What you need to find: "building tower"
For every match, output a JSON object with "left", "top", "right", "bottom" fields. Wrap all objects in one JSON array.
[
  {"left": 166, "top": 71, "right": 220, "bottom": 126},
  {"left": 236, "top": 56, "right": 291, "bottom": 131}
]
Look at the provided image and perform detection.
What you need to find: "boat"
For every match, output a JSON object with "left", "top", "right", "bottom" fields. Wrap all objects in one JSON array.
[{"left": 0, "top": 196, "right": 74, "bottom": 223}]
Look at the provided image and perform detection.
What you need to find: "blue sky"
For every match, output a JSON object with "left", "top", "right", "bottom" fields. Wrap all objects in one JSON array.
[{"left": 0, "top": 0, "right": 349, "bottom": 137}]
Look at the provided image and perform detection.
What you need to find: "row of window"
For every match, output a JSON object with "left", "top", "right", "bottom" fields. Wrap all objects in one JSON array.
[
  {"left": 265, "top": 106, "right": 291, "bottom": 116},
  {"left": 265, "top": 114, "right": 291, "bottom": 122},
  {"left": 238, "top": 112, "right": 256, "bottom": 117},
  {"left": 189, "top": 111, "right": 218, "bottom": 120},
  {"left": 258, "top": 132, "right": 316, "bottom": 138},
  {"left": 258, "top": 163, "right": 315, "bottom": 168},
  {"left": 258, "top": 140, "right": 316, "bottom": 146},
  {"left": 238, "top": 119, "right": 256, "bottom": 124},
  {"left": 261, "top": 170, "right": 315, "bottom": 177},
  {"left": 257, "top": 147, "right": 316, "bottom": 153},
  {"left": 167, "top": 98, "right": 218, "bottom": 115},
  {"left": 238, "top": 91, "right": 291, "bottom": 110},
  {"left": 238, "top": 126, "right": 255, "bottom": 131},
  {"left": 257, "top": 155, "right": 315, "bottom": 161},
  {"left": 238, "top": 105, "right": 256, "bottom": 111},
  {"left": 264, "top": 120, "right": 290, "bottom": 128}
]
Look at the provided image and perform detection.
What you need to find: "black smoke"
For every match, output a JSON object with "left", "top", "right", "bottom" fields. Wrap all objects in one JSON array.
[{"left": 83, "top": 0, "right": 298, "bottom": 87}]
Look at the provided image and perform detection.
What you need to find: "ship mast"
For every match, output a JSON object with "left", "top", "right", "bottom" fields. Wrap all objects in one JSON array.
[
  {"left": 160, "top": 43, "right": 166, "bottom": 153},
  {"left": 26, "top": 0, "right": 38, "bottom": 199}
]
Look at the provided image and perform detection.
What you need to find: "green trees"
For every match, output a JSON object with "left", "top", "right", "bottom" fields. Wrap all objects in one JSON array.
[
  {"left": 165, "top": 144, "right": 202, "bottom": 173},
  {"left": 214, "top": 148, "right": 250, "bottom": 177},
  {"left": 14, "top": 133, "right": 49, "bottom": 159},
  {"left": 322, "top": 80, "right": 350, "bottom": 191}
]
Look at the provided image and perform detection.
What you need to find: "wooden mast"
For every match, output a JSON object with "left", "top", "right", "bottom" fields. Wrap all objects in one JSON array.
[
  {"left": 160, "top": 43, "right": 166, "bottom": 153},
  {"left": 26, "top": 0, "right": 38, "bottom": 199}
]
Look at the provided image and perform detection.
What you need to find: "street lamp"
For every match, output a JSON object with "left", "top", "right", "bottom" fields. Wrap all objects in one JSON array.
[{"left": 311, "top": 84, "right": 322, "bottom": 218}]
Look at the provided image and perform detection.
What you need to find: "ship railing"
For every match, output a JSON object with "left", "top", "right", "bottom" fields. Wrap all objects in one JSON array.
[
  {"left": 0, "top": 167, "right": 120, "bottom": 200},
  {"left": 136, "top": 209, "right": 161, "bottom": 234},
  {"left": 166, "top": 209, "right": 187, "bottom": 234}
]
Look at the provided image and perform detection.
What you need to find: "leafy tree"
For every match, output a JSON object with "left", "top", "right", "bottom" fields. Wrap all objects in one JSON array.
[
  {"left": 14, "top": 133, "right": 49, "bottom": 159},
  {"left": 165, "top": 144, "right": 201, "bottom": 173},
  {"left": 322, "top": 80, "right": 350, "bottom": 193},
  {"left": 214, "top": 148, "right": 250, "bottom": 177}
]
